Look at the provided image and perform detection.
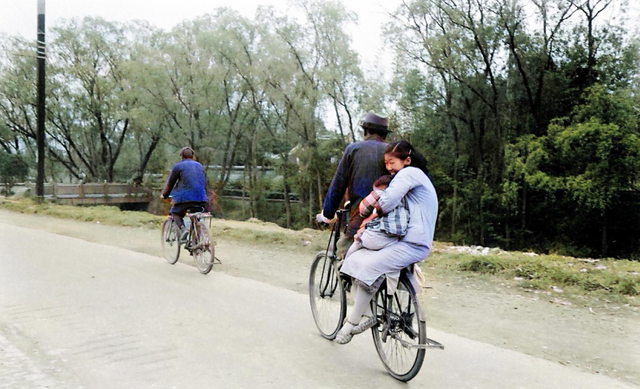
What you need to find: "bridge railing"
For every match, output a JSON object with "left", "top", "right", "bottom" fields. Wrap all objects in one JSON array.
[{"left": 36, "top": 183, "right": 153, "bottom": 205}]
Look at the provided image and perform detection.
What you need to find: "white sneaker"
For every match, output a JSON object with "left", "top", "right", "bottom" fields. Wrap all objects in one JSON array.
[{"left": 351, "top": 315, "right": 377, "bottom": 335}]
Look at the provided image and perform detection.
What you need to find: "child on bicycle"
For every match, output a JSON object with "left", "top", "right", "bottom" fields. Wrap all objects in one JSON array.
[
  {"left": 345, "top": 175, "right": 409, "bottom": 258},
  {"left": 335, "top": 140, "right": 438, "bottom": 344}
]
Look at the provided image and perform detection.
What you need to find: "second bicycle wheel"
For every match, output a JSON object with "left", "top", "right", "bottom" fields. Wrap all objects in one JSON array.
[
  {"left": 193, "top": 221, "right": 214, "bottom": 275},
  {"left": 161, "top": 219, "right": 180, "bottom": 264},
  {"left": 372, "top": 277, "right": 426, "bottom": 382},
  {"left": 309, "top": 252, "right": 346, "bottom": 339}
]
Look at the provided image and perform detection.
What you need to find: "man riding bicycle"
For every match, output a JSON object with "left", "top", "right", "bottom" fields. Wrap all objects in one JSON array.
[
  {"left": 316, "top": 112, "right": 391, "bottom": 257},
  {"left": 160, "top": 147, "right": 208, "bottom": 242}
]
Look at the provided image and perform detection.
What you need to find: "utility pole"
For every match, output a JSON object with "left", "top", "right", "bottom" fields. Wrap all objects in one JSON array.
[{"left": 36, "top": 0, "right": 46, "bottom": 200}]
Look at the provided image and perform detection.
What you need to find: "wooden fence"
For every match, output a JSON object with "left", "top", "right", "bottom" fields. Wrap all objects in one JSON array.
[{"left": 38, "top": 183, "right": 153, "bottom": 206}]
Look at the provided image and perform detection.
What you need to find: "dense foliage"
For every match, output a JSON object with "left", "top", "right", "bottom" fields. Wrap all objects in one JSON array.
[
  {"left": 0, "top": 0, "right": 638, "bottom": 257},
  {"left": 385, "top": 0, "right": 640, "bottom": 257},
  {"left": 0, "top": 150, "right": 28, "bottom": 194}
]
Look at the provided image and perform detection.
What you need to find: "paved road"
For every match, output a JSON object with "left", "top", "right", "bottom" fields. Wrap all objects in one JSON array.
[{"left": 0, "top": 222, "right": 637, "bottom": 389}]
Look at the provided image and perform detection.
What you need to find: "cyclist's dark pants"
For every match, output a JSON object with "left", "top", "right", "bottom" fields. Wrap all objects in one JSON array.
[
  {"left": 337, "top": 203, "right": 364, "bottom": 259},
  {"left": 170, "top": 201, "right": 207, "bottom": 229}
]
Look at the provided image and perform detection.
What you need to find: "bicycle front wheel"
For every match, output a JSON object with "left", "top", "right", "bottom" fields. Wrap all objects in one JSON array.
[
  {"left": 193, "top": 221, "right": 214, "bottom": 275},
  {"left": 372, "top": 277, "right": 426, "bottom": 382},
  {"left": 161, "top": 219, "right": 180, "bottom": 265},
  {"left": 309, "top": 252, "right": 346, "bottom": 339}
]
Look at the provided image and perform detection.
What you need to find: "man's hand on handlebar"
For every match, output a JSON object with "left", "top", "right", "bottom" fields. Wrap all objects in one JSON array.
[
  {"left": 315, "top": 213, "right": 335, "bottom": 230},
  {"left": 316, "top": 212, "right": 331, "bottom": 225}
]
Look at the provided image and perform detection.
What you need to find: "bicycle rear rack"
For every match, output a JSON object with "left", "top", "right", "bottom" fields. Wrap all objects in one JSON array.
[
  {"left": 395, "top": 335, "right": 445, "bottom": 350},
  {"left": 415, "top": 337, "right": 445, "bottom": 350}
]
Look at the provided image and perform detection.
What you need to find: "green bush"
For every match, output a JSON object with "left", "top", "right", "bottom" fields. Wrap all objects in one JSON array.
[
  {"left": 613, "top": 278, "right": 639, "bottom": 296},
  {"left": 459, "top": 258, "right": 505, "bottom": 274},
  {"left": 0, "top": 152, "right": 29, "bottom": 195}
]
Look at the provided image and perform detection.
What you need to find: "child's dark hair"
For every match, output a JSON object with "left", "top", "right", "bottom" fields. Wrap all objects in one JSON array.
[
  {"left": 373, "top": 175, "right": 393, "bottom": 188},
  {"left": 385, "top": 140, "right": 430, "bottom": 177}
]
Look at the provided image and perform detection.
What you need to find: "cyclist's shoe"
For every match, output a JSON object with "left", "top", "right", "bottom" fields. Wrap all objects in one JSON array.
[
  {"left": 335, "top": 329, "right": 353, "bottom": 345},
  {"left": 351, "top": 315, "right": 377, "bottom": 335},
  {"left": 335, "top": 321, "right": 356, "bottom": 345}
]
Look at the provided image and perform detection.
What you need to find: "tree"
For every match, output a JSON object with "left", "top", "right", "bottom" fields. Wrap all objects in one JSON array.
[
  {"left": 0, "top": 151, "right": 29, "bottom": 195},
  {"left": 386, "top": 0, "right": 509, "bottom": 244},
  {"left": 47, "top": 17, "right": 134, "bottom": 182},
  {"left": 0, "top": 36, "right": 39, "bottom": 158},
  {"left": 528, "top": 86, "right": 640, "bottom": 255}
]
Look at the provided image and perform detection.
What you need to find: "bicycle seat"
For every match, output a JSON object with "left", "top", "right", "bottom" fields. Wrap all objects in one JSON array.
[{"left": 186, "top": 206, "right": 206, "bottom": 214}]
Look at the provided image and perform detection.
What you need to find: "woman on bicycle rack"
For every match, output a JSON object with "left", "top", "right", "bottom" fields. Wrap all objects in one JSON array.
[{"left": 335, "top": 140, "right": 438, "bottom": 344}]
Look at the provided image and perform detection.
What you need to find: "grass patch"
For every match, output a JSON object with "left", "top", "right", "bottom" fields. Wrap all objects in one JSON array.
[
  {"left": 211, "top": 221, "right": 326, "bottom": 251},
  {"left": 0, "top": 198, "right": 327, "bottom": 251},
  {"left": 459, "top": 258, "right": 507, "bottom": 274},
  {"left": 430, "top": 248, "right": 640, "bottom": 303},
  {"left": 0, "top": 198, "right": 163, "bottom": 227}
]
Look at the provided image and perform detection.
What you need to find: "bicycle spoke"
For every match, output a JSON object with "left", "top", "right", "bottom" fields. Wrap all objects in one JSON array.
[
  {"left": 192, "top": 218, "right": 214, "bottom": 274},
  {"left": 309, "top": 253, "right": 346, "bottom": 339},
  {"left": 372, "top": 278, "right": 426, "bottom": 381}
]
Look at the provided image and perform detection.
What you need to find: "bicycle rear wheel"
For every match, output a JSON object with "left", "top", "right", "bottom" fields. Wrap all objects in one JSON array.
[
  {"left": 193, "top": 221, "right": 214, "bottom": 274},
  {"left": 372, "top": 277, "right": 426, "bottom": 382},
  {"left": 161, "top": 219, "right": 180, "bottom": 264},
  {"left": 309, "top": 252, "right": 346, "bottom": 339}
]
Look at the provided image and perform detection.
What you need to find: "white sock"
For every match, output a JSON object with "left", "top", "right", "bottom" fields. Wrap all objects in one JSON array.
[
  {"left": 341, "top": 321, "right": 355, "bottom": 334},
  {"left": 347, "top": 284, "right": 374, "bottom": 325}
]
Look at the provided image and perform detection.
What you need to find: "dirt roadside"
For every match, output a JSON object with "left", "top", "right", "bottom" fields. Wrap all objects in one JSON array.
[{"left": 1, "top": 209, "right": 638, "bottom": 386}]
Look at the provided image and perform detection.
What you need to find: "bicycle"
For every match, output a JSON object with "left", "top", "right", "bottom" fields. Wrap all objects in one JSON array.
[
  {"left": 161, "top": 207, "right": 218, "bottom": 275},
  {"left": 308, "top": 206, "right": 444, "bottom": 382}
]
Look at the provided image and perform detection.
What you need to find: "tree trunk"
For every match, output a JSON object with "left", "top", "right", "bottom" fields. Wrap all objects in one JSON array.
[
  {"left": 452, "top": 163, "right": 458, "bottom": 242},
  {"left": 248, "top": 162, "right": 255, "bottom": 218},
  {"left": 283, "top": 161, "right": 292, "bottom": 228},
  {"left": 332, "top": 95, "right": 345, "bottom": 145},
  {"left": 521, "top": 178, "right": 528, "bottom": 230},
  {"left": 133, "top": 136, "right": 161, "bottom": 184},
  {"left": 316, "top": 169, "right": 323, "bottom": 213},
  {"left": 601, "top": 207, "right": 608, "bottom": 256},
  {"left": 251, "top": 130, "right": 259, "bottom": 219},
  {"left": 450, "top": 98, "right": 459, "bottom": 242},
  {"left": 308, "top": 181, "right": 313, "bottom": 226},
  {"left": 241, "top": 168, "right": 247, "bottom": 219},
  {"left": 587, "top": 14, "right": 595, "bottom": 85}
]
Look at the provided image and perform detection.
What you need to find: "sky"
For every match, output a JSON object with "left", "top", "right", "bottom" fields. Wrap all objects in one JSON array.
[
  {"left": 0, "top": 0, "right": 402, "bottom": 77},
  {"left": 0, "top": 0, "right": 638, "bottom": 80}
]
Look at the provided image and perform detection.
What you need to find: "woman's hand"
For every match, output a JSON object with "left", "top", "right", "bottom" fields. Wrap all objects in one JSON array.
[
  {"left": 361, "top": 211, "right": 377, "bottom": 226},
  {"left": 356, "top": 211, "right": 377, "bottom": 241},
  {"left": 359, "top": 190, "right": 381, "bottom": 217}
]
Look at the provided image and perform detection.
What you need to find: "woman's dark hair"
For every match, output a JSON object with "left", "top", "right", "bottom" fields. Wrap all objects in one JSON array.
[
  {"left": 373, "top": 175, "right": 393, "bottom": 188},
  {"left": 385, "top": 140, "right": 429, "bottom": 177}
]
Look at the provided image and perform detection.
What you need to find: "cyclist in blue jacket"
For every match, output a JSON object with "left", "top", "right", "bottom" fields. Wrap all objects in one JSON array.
[{"left": 160, "top": 147, "right": 208, "bottom": 242}]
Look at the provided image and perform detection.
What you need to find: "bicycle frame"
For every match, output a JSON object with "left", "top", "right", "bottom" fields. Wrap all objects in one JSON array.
[
  {"left": 377, "top": 270, "right": 444, "bottom": 351},
  {"left": 318, "top": 209, "right": 349, "bottom": 299},
  {"left": 310, "top": 205, "right": 443, "bottom": 382},
  {"left": 184, "top": 212, "right": 212, "bottom": 252}
]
